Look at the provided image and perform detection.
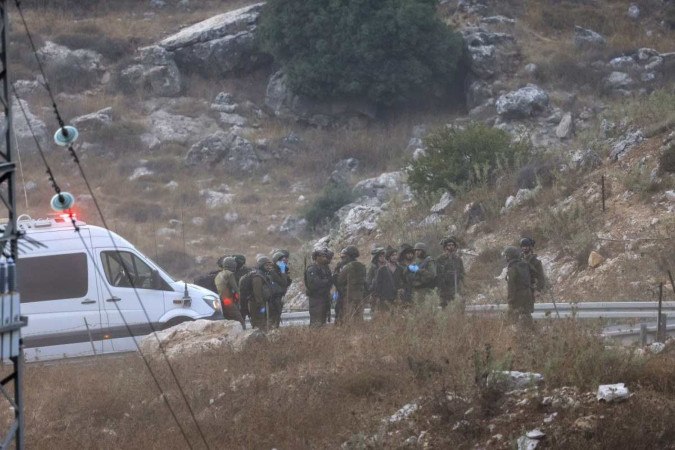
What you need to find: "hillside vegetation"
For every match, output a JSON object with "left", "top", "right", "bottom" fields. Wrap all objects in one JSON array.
[{"left": 3, "top": 0, "right": 675, "bottom": 447}]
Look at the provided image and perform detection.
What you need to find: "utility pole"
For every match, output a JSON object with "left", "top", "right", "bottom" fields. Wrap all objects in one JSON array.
[{"left": 0, "top": 1, "right": 27, "bottom": 448}]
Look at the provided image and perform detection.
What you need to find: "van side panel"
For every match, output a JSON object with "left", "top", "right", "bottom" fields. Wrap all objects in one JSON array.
[{"left": 19, "top": 228, "right": 106, "bottom": 357}]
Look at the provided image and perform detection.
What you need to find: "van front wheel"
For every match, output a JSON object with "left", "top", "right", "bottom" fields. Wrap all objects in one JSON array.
[{"left": 161, "top": 317, "right": 193, "bottom": 330}]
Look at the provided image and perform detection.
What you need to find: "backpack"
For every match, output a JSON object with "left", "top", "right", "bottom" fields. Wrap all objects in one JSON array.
[
  {"left": 417, "top": 257, "right": 437, "bottom": 289},
  {"left": 193, "top": 271, "right": 219, "bottom": 293},
  {"left": 238, "top": 269, "right": 257, "bottom": 302}
]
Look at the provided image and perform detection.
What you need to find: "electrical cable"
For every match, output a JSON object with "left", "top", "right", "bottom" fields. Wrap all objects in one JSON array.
[
  {"left": 10, "top": 86, "right": 198, "bottom": 450},
  {"left": 13, "top": 6, "right": 214, "bottom": 448},
  {"left": 12, "top": 3, "right": 213, "bottom": 447}
]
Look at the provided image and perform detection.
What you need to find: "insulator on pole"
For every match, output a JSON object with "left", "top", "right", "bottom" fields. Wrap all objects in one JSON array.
[
  {"left": 50, "top": 192, "right": 75, "bottom": 211},
  {"left": 53, "top": 125, "right": 79, "bottom": 146}
]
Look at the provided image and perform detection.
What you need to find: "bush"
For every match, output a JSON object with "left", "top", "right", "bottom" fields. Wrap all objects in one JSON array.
[
  {"left": 406, "top": 123, "right": 527, "bottom": 197},
  {"left": 258, "top": 0, "right": 464, "bottom": 106},
  {"left": 303, "top": 182, "right": 354, "bottom": 230}
]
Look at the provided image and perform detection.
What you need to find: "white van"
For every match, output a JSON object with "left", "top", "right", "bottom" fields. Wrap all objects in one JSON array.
[{"left": 14, "top": 215, "right": 222, "bottom": 361}]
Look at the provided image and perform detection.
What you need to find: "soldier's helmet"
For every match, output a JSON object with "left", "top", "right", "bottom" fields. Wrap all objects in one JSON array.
[
  {"left": 399, "top": 243, "right": 414, "bottom": 255},
  {"left": 503, "top": 246, "right": 521, "bottom": 261},
  {"left": 385, "top": 246, "right": 398, "bottom": 259},
  {"left": 220, "top": 257, "right": 237, "bottom": 272},
  {"left": 271, "top": 251, "right": 286, "bottom": 263},
  {"left": 414, "top": 242, "right": 428, "bottom": 253},
  {"left": 313, "top": 248, "right": 333, "bottom": 259},
  {"left": 232, "top": 254, "right": 246, "bottom": 268},
  {"left": 341, "top": 245, "right": 360, "bottom": 258},
  {"left": 370, "top": 247, "right": 385, "bottom": 256},
  {"left": 272, "top": 248, "right": 290, "bottom": 259},
  {"left": 217, "top": 255, "right": 227, "bottom": 268},
  {"left": 440, "top": 236, "right": 458, "bottom": 247},
  {"left": 520, "top": 237, "right": 535, "bottom": 247},
  {"left": 256, "top": 255, "right": 272, "bottom": 269}
]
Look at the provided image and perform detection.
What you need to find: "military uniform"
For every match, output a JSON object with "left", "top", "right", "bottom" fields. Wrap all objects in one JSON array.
[
  {"left": 370, "top": 264, "right": 400, "bottom": 312},
  {"left": 214, "top": 266, "right": 246, "bottom": 330},
  {"left": 408, "top": 243, "right": 437, "bottom": 304},
  {"left": 232, "top": 255, "right": 251, "bottom": 319},
  {"left": 523, "top": 253, "right": 546, "bottom": 293},
  {"left": 334, "top": 246, "right": 367, "bottom": 323},
  {"left": 504, "top": 247, "right": 534, "bottom": 325},
  {"left": 305, "top": 262, "right": 333, "bottom": 326},
  {"left": 436, "top": 253, "right": 464, "bottom": 308}
]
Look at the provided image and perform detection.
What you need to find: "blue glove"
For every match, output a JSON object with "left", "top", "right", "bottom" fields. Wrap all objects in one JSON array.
[
  {"left": 332, "top": 291, "right": 339, "bottom": 301},
  {"left": 259, "top": 306, "right": 266, "bottom": 314},
  {"left": 277, "top": 261, "right": 287, "bottom": 272},
  {"left": 408, "top": 264, "right": 419, "bottom": 273}
]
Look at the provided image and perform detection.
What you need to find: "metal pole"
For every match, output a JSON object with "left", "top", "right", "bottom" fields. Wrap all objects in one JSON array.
[
  {"left": 0, "top": 1, "right": 26, "bottom": 448},
  {"left": 657, "top": 283, "right": 664, "bottom": 343},
  {"left": 668, "top": 270, "right": 675, "bottom": 296}
]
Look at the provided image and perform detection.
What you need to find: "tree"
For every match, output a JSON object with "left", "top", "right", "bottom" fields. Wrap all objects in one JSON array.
[
  {"left": 258, "top": 0, "right": 464, "bottom": 106},
  {"left": 406, "top": 123, "right": 528, "bottom": 197}
]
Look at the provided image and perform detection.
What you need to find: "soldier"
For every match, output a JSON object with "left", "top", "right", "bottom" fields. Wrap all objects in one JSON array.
[
  {"left": 232, "top": 254, "right": 252, "bottom": 320},
  {"left": 268, "top": 251, "right": 291, "bottom": 328},
  {"left": 408, "top": 242, "right": 437, "bottom": 304},
  {"left": 503, "top": 246, "right": 534, "bottom": 326},
  {"left": 334, "top": 245, "right": 367, "bottom": 323},
  {"left": 366, "top": 247, "right": 385, "bottom": 310},
  {"left": 520, "top": 238, "right": 547, "bottom": 294},
  {"left": 370, "top": 246, "right": 402, "bottom": 312},
  {"left": 436, "top": 236, "right": 465, "bottom": 309},
  {"left": 305, "top": 248, "right": 333, "bottom": 327},
  {"left": 398, "top": 243, "right": 415, "bottom": 306},
  {"left": 245, "top": 256, "right": 274, "bottom": 331},
  {"left": 214, "top": 256, "right": 246, "bottom": 330}
]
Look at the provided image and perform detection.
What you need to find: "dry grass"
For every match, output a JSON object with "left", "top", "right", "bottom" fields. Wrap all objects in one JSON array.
[{"left": 9, "top": 309, "right": 674, "bottom": 449}]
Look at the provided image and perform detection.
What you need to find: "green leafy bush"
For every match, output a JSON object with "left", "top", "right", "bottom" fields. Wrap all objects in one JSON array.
[
  {"left": 258, "top": 0, "right": 464, "bottom": 106},
  {"left": 406, "top": 123, "right": 527, "bottom": 196},
  {"left": 303, "top": 182, "right": 354, "bottom": 230}
]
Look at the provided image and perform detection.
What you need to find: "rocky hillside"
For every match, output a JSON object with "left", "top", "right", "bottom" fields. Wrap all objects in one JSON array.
[{"left": 9, "top": 0, "right": 675, "bottom": 308}]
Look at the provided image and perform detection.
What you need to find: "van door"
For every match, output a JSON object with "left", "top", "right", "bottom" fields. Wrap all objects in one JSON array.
[
  {"left": 19, "top": 230, "right": 105, "bottom": 359},
  {"left": 96, "top": 249, "right": 174, "bottom": 343}
]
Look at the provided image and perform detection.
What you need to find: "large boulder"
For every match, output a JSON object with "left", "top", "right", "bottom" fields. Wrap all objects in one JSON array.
[
  {"left": 461, "top": 27, "right": 518, "bottom": 80},
  {"left": 609, "top": 130, "right": 644, "bottom": 160},
  {"left": 139, "top": 319, "right": 256, "bottom": 359},
  {"left": 496, "top": 84, "right": 549, "bottom": 119},
  {"left": 158, "top": 3, "right": 269, "bottom": 75},
  {"left": 37, "top": 41, "right": 105, "bottom": 92},
  {"left": 9, "top": 99, "right": 49, "bottom": 152},
  {"left": 573, "top": 26, "right": 606, "bottom": 50},
  {"left": 117, "top": 45, "right": 182, "bottom": 97},
  {"left": 185, "top": 130, "right": 260, "bottom": 171},
  {"left": 147, "top": 109, "right": 220, "bottom": 146},
  {"left": 336, "top": 205, "right": 383, "bottom": 245},
  {"left": 265, "top": 70, "right": 377, "bottom": 126},
  {"left": 352, "top": 171, "right": 412, "bottom": 203},
  {"left": 72, "top": 107, "right": 113, "bottom": 132}
]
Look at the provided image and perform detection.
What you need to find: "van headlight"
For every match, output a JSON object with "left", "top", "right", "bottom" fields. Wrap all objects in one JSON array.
[{"left": 202, "top": 294, "right": 221, "bottom": 311}]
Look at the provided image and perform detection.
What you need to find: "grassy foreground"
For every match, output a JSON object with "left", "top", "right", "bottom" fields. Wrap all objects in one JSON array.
[{"left": 5, "top": 308, "right": 674, "bottom": 449}]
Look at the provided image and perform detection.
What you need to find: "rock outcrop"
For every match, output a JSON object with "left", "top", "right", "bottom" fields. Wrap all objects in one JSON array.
[{"left": 158, "top": 3, "right": 269, "bottom": 76}]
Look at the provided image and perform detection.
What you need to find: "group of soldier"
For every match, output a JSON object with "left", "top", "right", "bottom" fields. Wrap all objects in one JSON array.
[{"left": 198, "top": 236, "right": 546, "bottom": 331}]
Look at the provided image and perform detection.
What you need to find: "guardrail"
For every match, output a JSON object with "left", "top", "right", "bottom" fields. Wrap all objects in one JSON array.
[{"left": 283, "top": 301, "right": 675, "bottom": 323}]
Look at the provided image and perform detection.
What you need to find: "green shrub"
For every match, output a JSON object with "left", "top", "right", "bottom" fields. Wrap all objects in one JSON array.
[
  {"left": 258, "top": 0, "right": 464, "bottom": 106},
  {"left": 303, "top": 182, "right": 354, "bottom": 230},
  {"left": 406, "top": 123, "right": 527, "bottom": 197}
]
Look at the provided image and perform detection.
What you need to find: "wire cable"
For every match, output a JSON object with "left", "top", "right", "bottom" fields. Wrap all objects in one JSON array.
[
  {"left": 12, "top": 3, "right": 213, "bottom": 447},
  {"left": 10, "top": 88, "right": 199, "bottom": 450}
]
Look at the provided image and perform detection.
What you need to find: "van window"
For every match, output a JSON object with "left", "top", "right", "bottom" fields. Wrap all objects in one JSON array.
[
  {"left": 101, "top": 251, "right": 171, "bottom": 291},
  {"left": 18, "top": 253, "right": 88, "bottom": 302}
]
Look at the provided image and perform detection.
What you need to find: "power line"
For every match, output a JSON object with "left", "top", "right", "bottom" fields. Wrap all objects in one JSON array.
[
  {"left": 10, "top": 86, "right": 199, "bottom": 450},
  {"left": 12, "top": 4, "right": 213, "bottom": 447}
]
